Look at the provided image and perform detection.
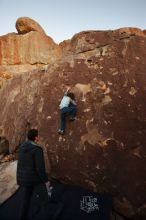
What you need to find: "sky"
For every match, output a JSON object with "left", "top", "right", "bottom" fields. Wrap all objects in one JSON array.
[{"left": 0, "top": 0, "right": 146, "bottom": 44}]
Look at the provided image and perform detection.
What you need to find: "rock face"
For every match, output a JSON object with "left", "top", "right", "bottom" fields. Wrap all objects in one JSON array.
[
  {"left": 0, "top": 19, "right": 146, "bottom": 218},
  {"left": 0, "top": 32, "right": 60, "bottom": 66}
]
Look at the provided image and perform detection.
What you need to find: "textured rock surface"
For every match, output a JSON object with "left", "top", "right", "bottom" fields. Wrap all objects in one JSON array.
[
  {"left": 0, "top": 32, "right": 60, "bottom": 65},
  {"left": 0, "top": 161, "right": 18, "bottom": 204},
  {"left": 0, "top": 136, "right": 9, "bottom": 155},
  {"left": 0, "top": 22, "right": 146, "bottom": 218},
  {"left": 0, "top": 71, "right": 11, "bottom": 89}
]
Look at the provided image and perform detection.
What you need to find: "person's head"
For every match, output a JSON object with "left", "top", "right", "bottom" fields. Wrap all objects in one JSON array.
[
  {"left": 67, "top": 92, "right": 75, "bottom": 100},
  {"left": 27, "top": 129, "right": 38, "bottom": 142}
]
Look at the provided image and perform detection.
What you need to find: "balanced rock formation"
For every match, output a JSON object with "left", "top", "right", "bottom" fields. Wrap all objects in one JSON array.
[
  {"left": 16, "top": 16, "right": 46, "bottom": 35},
  {"left": 0, "top": 18, "right": 146, "bottom": 219},
  {"left": 0, "top": 17, "right": 61, "bottom": 78}
]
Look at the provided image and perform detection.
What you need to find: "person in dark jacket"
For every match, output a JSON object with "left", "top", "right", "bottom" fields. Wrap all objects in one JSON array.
[{"left": 17, "top": 129, "right": 49, "bottom": 220}]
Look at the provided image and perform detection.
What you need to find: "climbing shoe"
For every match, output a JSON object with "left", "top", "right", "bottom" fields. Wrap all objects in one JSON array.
[
  {"left": 58, "top": 129, "right": 64, "bottom": 135},
  {"left": 69, "top": 117, "right": 76, "bottom": 121}
]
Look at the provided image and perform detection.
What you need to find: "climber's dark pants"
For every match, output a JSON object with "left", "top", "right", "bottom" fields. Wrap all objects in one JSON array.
[
  {"left": 18, "top": 186, "right": 34, "bottom": 220},
  {"left": 60, "top": 105, "right": 77, "bottom": 131}
]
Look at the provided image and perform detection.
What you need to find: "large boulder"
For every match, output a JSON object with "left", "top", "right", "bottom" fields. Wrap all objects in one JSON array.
[
  {"left": 0, "top": 28, "right": 146, "bottom": 218},
  {"left": 0, "top": 17, "right": 61, "bottom": 79},
  {"left": 0, "top": 161, "right": 18, "bottom": 204}
]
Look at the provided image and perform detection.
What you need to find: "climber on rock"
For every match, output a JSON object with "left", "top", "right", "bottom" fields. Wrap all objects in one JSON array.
[{"left": 58, "top": 87, "right": 77, "bottom": 135}]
